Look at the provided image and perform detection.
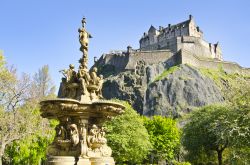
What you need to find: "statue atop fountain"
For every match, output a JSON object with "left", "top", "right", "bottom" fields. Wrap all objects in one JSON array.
[
  {"left": 57, "top": 17, "right": 103, "bottom": 102},
  {"left": 40, "top": 17, "right": 125, "bottom": 165}
]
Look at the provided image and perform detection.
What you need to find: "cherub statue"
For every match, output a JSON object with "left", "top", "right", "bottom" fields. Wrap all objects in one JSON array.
[
  {"left": 69, "top": 124, "right": 79, "bottom": 147},
  {"left": 88, "top": 124, "right": 99, "bottom": 146},
  {"left": 60, "top": 64, "right": 77, "bottom": 83},
  {"left": 96, "top": 75, "right": 104, "bottom": 98},
  {"left": 89, "top": 67, "right": 99, "bottom": 85},
  {"left": 58, "top": 64, "right": 77, "bottom": 98},
  {"left": 78, "top": 64, "right": 90, "bottom": 95},
  {"left": 89, "top": 124, "right": 99, "bottom": 138}
]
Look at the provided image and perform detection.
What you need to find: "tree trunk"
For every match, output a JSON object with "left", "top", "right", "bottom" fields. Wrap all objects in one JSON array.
[{"left": 217, "top": 150, "right": 223, "bottom": 165}]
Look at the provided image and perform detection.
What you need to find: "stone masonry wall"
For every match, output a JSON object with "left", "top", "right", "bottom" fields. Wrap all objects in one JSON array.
[
  {"left": 181, "top": 49, "right": 250, "bottom": 75},
  {"left": 141, "top": 37, "right": 178, "bottom": 52},
  {"left": 178, "top": 36, "right": 222, "bottom": 60},
  {"left": 95, "top": 53, "right": 129, "bottom": 72},
  {"left": 95, "top": 50, "right": 174, "bottom": 72},
  {"left": 125, "top": 50, "right": 173, "bottom": 70}
]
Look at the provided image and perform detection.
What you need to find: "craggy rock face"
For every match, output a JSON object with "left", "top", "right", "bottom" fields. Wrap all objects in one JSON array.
[
  {"left": 102, "top": 71, "right": 145, "bottom": 114},
  {"left": 145, "top": 65, "right": 224, "bottom": 117},
  {"left": 101, "top": 64, "right": 224, "bottom": 118}
]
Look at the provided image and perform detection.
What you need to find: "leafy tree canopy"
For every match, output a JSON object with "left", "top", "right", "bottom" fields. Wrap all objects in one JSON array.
[
  {"left": 143, "top": 116, "right": 180, "bottom": 162},
  {"left": 183, "top": 104, "right": 250, "bottom": 165},
  {"left": 104, "top": 101, "right": 152, "bottom": 164}
]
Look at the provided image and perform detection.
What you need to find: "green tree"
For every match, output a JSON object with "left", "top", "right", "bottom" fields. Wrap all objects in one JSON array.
[
  {"left": 4, "top": 65, "right": 57, "bottom": 165},
  {"left": 143, "top": 116, "right": 180, "bottom": 163},
  {"left": 182, "top": 105, "right": 250, "bottom": 165},
  {"left": 31, "top": 65, "right": 56, "bottom": 100},
  {"left": 6, "top": 117, "right": 57, "bottom": 165},
  {"left": 0, "top": 54, "right": 35, "bottom": 165},
  {"left": 226, "top": 105, "right": 250, "bottom": 165},
  {"left": 0, "top": 53, "right": 56, "bottom": 165},
  {"left": 104, "top": 101, "right": 152, "bottom": 164}
]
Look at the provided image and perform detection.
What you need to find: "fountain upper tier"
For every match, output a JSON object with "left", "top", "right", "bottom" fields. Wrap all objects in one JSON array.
[{"left": 40, "top": 98, "right": 124, "bottom": 120}]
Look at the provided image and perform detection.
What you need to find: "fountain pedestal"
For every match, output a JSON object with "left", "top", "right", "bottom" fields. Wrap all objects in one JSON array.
[
  {"left": 46, "top": 156, "right": 90, "bottom": 165},
  {"left": 90, "top": 157, "right": 115, "bottom": 165}
]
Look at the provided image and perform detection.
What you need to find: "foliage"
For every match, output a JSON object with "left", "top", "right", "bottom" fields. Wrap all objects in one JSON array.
[
  {"left": 6, "top": 118, "right": 57, "bottom": 165},
  {"left": 31, "top": 65, "right": 56, "bottom": 101},
  {"left": 0, "top": 53, "right": 56, "bottom": 165},
  {"left": 143, "top": 116, "right": 180, "bottom": 163},
  {"left": 231, "top": 81, "right": 250, "bottom": 108},
  {"left": 153, "top": 65, "right": 179, "bottom": 82},
  {"left": 0, "top": 55, "right": 34, "bottom": 164},
  {"left": 104, "top": 101, "right": 152, "bottom": 164},
  {"left": 4, "top": 65, "right": 57, "bottom": 164},
  {"left": 172, "top": 160, "right": 191, "bottom": 165},
  {"left": 182, "top": 104, "right": 250, "bottom": 165}
]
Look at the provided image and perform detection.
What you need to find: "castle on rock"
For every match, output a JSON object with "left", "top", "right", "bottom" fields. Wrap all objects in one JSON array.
[{"left": 95, "top": 15, "right": 249, "bottom": 75}]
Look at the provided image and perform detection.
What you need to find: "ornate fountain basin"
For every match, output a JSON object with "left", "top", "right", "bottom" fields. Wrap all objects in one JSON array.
[{"left": 40, "top": 98, "right": 125, "bottom": 120}]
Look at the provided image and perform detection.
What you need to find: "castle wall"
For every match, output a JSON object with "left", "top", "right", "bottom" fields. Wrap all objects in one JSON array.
[
  {"left": 97, "top": 53, "right": 129, "bottom": 72},
  {"left": 125, "top": 50, "right": 174, "bottom": 70},
  {"left": 96, "top": 50, "right": 174, "bottom": 72},
  {"left": 141, "top": 37, "right": 178, "bottom": 51},
  {"left": 95, "top": 47, "right": 249, "bottom": 77},
  {"left": 181, "top": 49, "right": 250, "bottom": 75},
  {"left": 158, "top": 37, "right": 178, "bottom": 51},
  {"left": 178, "top": 36, "right": 222, "bottom": 60}
]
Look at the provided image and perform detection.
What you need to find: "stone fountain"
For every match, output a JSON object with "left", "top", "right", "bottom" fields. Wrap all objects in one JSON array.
[{"left": 40, "top": 17, "right": 125, "bottom": 165}]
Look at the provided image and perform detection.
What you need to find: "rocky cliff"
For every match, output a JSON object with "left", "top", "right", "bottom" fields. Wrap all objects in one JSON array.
[{"left": 97, "top": 61, "right": 226, "bottom": 118}]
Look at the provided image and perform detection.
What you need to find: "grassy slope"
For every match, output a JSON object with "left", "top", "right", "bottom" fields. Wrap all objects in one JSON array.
[
  {"left": 153, "top": 65, "right": 180, "bottom": 82},
  {"left": 198, "top": 66, "right": 250, "bottom": 103}
]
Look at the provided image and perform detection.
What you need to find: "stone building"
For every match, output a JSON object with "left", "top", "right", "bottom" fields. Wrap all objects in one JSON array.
[{"left": 139, "top": 15, "right": 222, "bottom": 60}]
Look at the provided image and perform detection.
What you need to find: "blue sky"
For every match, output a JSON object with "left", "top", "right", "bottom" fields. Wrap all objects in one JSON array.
[{"left": 1, "top": 0, "right": 250, "bottom": 89}]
